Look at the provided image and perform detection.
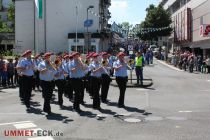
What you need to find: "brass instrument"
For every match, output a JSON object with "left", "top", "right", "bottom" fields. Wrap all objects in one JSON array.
[
  {"left": 127, "top": 59, "right": 135, "bottom": 66},
  {"left": 85, "top": 59, "right": 90, "bottom": 65},
  {"left": 102, "top": 60, "right": 108, "bottom": 67},
  {"left": 54, "top": 59, "right": 62, "bottom": 69},
  {"left": 46, "top": 60, "right": 57, "bottom": 71}
]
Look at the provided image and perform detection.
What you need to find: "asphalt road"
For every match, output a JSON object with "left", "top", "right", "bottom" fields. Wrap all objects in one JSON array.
[{"left": 1, "top": 59, "right": 210, "bottom": 140}]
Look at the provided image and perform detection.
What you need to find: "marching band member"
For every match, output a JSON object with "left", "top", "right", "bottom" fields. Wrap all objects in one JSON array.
[
  {"left": 69, "top": 52, "right": 86, "bottom": 112},
  {"left": 63, "top": 55, "right": 71, "bottom": 100},
  {"left": 33, "top": 54, "right": 41, "bottom": 91},
  {"left": 89, "top": 53, "right": 103, "bottom": 110},
  {"left": 100, "top": 52, "right": 112, "bottom": 103},
  {"left": 84, "top": 54, "right": 91, "bottom": 94},
  {"left": 54, "top": 58, "right": 65, "bottom": 109},
  {"left": 113, "top": 52, "right": 131, "bottom": 108},
  {"left": 15, "top": 55, "right": 24, "bottom": 103},
  {"left": 18, "top": 50, "right": 34, "bottom": 109},
  {"left": 38, "top": 52, "right": 55, "bottom": 115},
  {"left": 67, "top": 54, "right": 74, "bottom": 101}
]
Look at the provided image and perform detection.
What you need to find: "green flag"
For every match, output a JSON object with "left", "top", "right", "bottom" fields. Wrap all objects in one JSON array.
[{"left": 35, "top": 0, "right": 42, "bottom": 19}]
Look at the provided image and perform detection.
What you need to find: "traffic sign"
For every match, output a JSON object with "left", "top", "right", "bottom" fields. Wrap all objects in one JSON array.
[{"left": 84, "top": 19, "right": 93, "bottom": 27}]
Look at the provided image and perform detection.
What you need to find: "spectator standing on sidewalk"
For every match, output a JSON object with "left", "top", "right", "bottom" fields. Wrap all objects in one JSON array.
[
  {"left": 197, "top": 55, "right": 202, "bottom": 72},
  {"left": 0, "top": 55, "right": 4, "bottom": 86},
  {"left": 206, "top": 56, "right": 210, "bottom": 74},
  {"left": 189, "top": 56, "right": 194, "bottom": 73},
  {"left": 14, "top": 57, "right": 19, "bottom": 85},
  {"left": 2, "top": 61, "right": 8, "bottom": 87},
  {"left": 7, "top": 59, "right": 15, "bottom": 87}
]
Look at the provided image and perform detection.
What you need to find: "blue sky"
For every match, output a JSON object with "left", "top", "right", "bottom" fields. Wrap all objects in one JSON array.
[{"left": 109, "top": 0, "right": 159, "bottom": 25}]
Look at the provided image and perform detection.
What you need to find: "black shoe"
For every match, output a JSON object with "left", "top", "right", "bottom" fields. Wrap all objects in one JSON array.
[
  {"left": 74, "top": 108, "right": 82, "bottom": 113},
  {"left": 93, "top": 106, "right": 102, "bottom": 111},
  {"left": 26, "top": 104, "right": 31, "bottom": 108},
  {"left": 118, "top": 104, "right": 125, "bottom": 108},
  {"left": 47, "top": 111, "right": 52, "bottom": 115},
  {"left": 81, "top": 101, "right": 85, "bottom": 105},
  {"left": 101, "top": 99, "right": 107, "bottom": 103},
  {"left": 59, "top": 105, "right": 63, "bottom": 109}
]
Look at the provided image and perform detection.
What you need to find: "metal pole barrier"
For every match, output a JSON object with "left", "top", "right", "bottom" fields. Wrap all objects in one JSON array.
[{"left": 130, "top": 69, "right": 132, "bottom": 84}]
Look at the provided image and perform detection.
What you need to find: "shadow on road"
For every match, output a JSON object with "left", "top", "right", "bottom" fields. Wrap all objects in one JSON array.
[
  {"left": 99, "top": 108, "right": 117, "bottom": 116},
  {"left": 79, "top": 111, "right": 97, "bottom": 118},
  {"left": 46, "top": 112, "right": 73, "bottom": 123},
  {"left": 30, "top": 101, "right": 42, "bottom": 107},
  {"left": 26, "top": 107, "right": 45, "bottom": 115}
]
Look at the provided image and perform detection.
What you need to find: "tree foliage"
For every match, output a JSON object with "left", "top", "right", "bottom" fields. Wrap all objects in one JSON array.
[
  {"left": 7, "top": 3, "right": 15, "bottom": 23},
  {"left": 137, "top": 4, "right": 172, "bottom": 41},
  {"left": 0, "top": 3, "right": 14, "bottom": 33},
  {"left": 118, "top": 22, "right": 133, "bottom": 36}
]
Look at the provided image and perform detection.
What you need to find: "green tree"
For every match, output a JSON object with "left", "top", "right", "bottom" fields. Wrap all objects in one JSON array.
[
  {"left": 137, "top": 4, "right": 172, "bottom": 41},
  {"left": 7, "top": 3, "right": 15, "bottom": 30},
  {"left": 118, "top": 22, "right": 133, "bottom": 36}
]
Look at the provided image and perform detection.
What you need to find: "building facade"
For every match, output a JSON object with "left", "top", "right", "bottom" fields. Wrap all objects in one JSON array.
[
  {"left": 161, "top": 0, "right": 210, "bottom": 57},
  {"left": 15, "top": 0, "right": 111, "bottom": 54},
  {"left": 0, "top": 0, "right": 14, "bottom": 52}
]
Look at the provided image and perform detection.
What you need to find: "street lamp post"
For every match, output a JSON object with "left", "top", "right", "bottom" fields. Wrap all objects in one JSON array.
[{"left": 87, "top": 5, "right": 94, "bottom": 53}]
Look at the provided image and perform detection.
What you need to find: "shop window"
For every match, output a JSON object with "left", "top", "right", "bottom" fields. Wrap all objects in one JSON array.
[
  {"left": 7, "top": 44, "right": 13, "bottom": 50},
  {"left": 89, "top": 45, "right": 96, "bottom": 52}
]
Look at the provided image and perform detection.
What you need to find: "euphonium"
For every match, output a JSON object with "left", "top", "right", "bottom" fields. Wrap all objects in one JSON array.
[
  {"left": 128, "top": 59, "right": 134, "bottom": 66},
  {"left": 85, "top": 59, "right": 90, "bottom": 65},
  {"left": 102, "top": 60, "right": 108, "bottom": 66},
  {"left": 46, "top": 60, "right": 57, "bottom": 70}
]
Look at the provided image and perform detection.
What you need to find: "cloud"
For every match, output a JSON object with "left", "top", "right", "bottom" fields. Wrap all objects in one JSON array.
[
  {"left": 109, "top": 0, "right": 129, "bottom": 23},
  {"left": 111, "top": 1, "right": 128, "bottom": 9}
]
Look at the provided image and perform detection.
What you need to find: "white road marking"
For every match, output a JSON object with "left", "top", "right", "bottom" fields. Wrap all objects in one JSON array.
[
  {"left": 0, "top": 121, "right": 32, "bottom": 126},
  {"left": 145, "top": 116, "right": 164, "bottom": 121},
  {"left": 179, "top": 111, "right": 192, "bottom": 113},
  {"left": 14, "top": 122, "right": 37, "bottom": 129},
  {"left": 200, "top": 90, "right": 210, "bottom": 92},
  {"left": 136, "top": 89, "right": 149, "bottom": 91},
  {"left": 207, "top": 80, "right": 210, "bottom": 82},
  {"left": 166, "top": 117, "right": 187, "bottom": 121},
  {"left": 136, "top": 89, "right": 150, "bottom": 108},
  {"left": 157, "top": 60, "right": 183, "bottom": 71},
  {"left": 28, "top": 137, "right": 54, "bottom": 140}
]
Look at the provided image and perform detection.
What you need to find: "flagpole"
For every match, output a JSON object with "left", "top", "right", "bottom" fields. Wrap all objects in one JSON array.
[
  {"left": 34, "top": 0, "right": 36, "bottom": 54},
  {"left": 76, "top": 6, "right": 78, "bottom": 52}
]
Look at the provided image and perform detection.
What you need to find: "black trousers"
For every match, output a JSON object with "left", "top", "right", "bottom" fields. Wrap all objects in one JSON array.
[
  {"left": 116, "top": 77, "right": 127, "bottom": 106},
  {"left": 92, "top": 77, "right": 101, "bottom": 108},
  {"left": 65, "top": 77, "right": 73, "bottom": 100},
  {"left": 89, "top": 76, "right": 93, "bottom": 97},
  {"left": 40, "top": 80, "right": 54, "bottom": 113},
  {"left": 7, "top": 72, "right": 14, "bottom": 86},
  {"left": 19, "top": 75, "right": 23, "bottom": 99},
  {"left": 71, "top": 78, "right": 83, "bottom": 110},
  {"left": 34, "top": 71, "right": 40, "bottom": 90},
  {"left": 135, "top": 66, "right": 143, "bottom": 85},
  {"left": 84, "top": 73, "right": 90, "bottom": 93},
  {"left": 22, "top": 75, "right": 33, "bottom": 107},
  {"left": 101, "top": 74, "right": 111, "bottom": 102},
  {"left": 55, "top": 80, "right": 65, "bottom": 106},
  {"left": 14, "top": 72, "right": 19, "bottom": 85}
]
